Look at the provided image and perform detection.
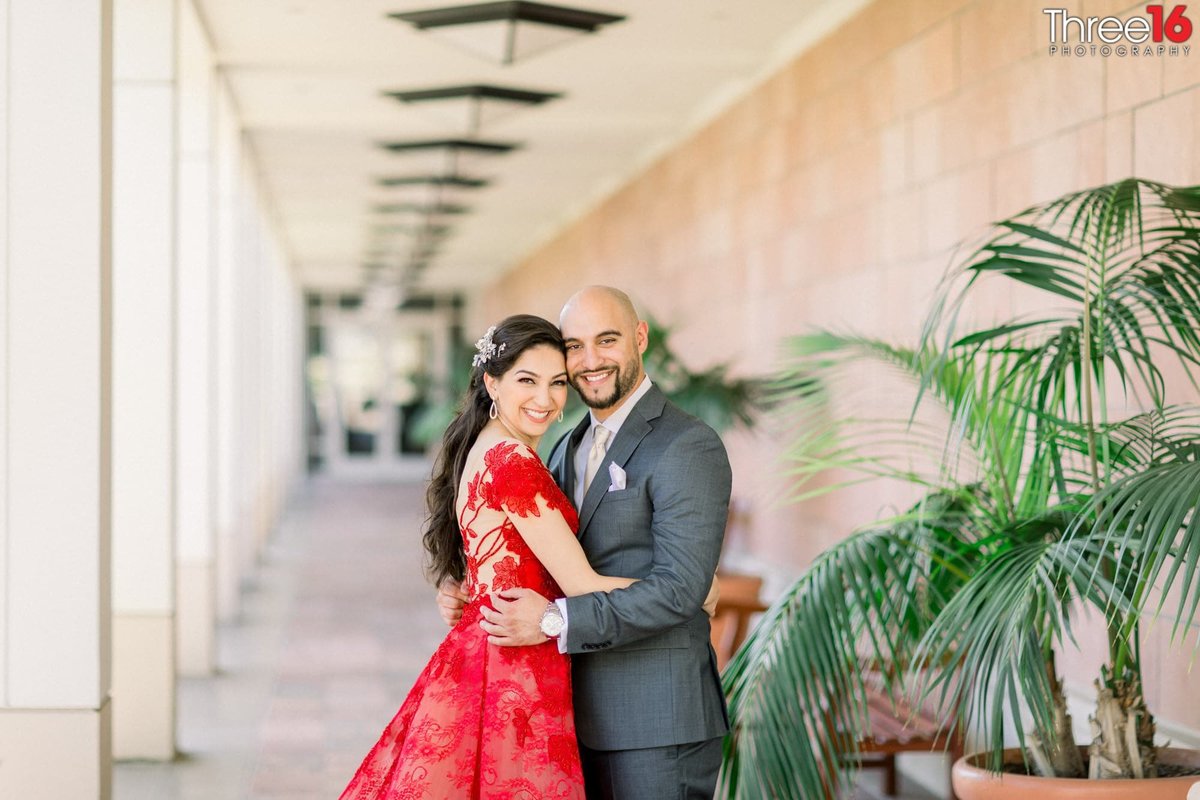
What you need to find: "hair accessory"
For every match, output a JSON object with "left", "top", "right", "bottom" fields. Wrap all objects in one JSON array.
[{"left": 472, "top": 325, "right": 507, "bottom": 368}]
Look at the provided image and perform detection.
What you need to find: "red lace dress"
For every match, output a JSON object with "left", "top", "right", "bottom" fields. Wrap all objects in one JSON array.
[{"left": 339, "top": 441, "right": 585, "bottom": 800}]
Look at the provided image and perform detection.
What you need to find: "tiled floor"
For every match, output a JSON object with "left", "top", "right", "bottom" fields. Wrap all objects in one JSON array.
[
  {"left": 114, "top": 475, "right": 940, "bottom": 800},
  {"left": 115, "top": 476, "right": 446, "bottom": 800}
]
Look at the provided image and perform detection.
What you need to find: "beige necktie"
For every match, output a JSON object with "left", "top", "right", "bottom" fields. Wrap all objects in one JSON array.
[{"left": 583, "top": 425, "right": 612, "bottom": 496}]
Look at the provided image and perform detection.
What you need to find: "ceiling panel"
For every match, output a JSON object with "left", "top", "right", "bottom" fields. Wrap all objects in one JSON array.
[{"left": 195, "top": 0, "right": 860, "bottom": 292}]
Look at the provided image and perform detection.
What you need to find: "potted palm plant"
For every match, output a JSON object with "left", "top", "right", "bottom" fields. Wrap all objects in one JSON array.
[{"left": 718, "top": 179, "right": 1200, "bottom": 799}]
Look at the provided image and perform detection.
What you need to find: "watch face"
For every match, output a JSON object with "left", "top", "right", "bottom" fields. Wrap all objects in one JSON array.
[{"left": 541, "top": 610, "right": 565, "bottom": 637}]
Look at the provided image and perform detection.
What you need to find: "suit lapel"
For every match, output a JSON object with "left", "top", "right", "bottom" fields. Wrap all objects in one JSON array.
[
  {"left": 553, "top": 415, "right": 590, "bottom": 499},
  {"left": 577, "top": 386, "right": 666, "bottom": 535}
]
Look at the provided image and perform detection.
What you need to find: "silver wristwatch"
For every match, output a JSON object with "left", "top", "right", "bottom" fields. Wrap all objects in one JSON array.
[{"left": 539, "top": 601, "right": 565, "bottom": 638}]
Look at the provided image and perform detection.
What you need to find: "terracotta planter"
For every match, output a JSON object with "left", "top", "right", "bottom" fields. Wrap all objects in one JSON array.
[{"left": 952, "top": 747, "right": 1200, "bottom": 799}]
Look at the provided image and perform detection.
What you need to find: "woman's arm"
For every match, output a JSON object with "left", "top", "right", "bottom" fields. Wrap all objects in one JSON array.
[{"left": 504, "top": 493, "right": 636, "bottom": 597}]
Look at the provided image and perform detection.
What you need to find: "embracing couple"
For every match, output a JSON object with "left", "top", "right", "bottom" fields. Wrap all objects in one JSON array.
[{"left": 339, "top": 286, "right": 732, "bottom": 800}]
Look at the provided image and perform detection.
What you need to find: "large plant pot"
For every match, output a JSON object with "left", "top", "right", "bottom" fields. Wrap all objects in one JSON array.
[{"left": 952, "top": 747, "right": 1200, "bottom": 799}]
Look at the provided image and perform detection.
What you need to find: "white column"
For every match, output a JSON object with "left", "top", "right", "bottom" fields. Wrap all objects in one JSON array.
[
  {"left": 266, "top": 240, "right": 301, "bottom": 537},
  {"left": 233, "top": 155, "right": 259, "bottom": 585},
  {"left": 210, "top": 73, "right": 302, "bottom": 624},
  {"left": 0, "top": 1, "right": 114, "bottom": 797},
  {"left": 429, "top": 301, "right": 452, "bottom": 409},
  {"left": 278, "top": 272, "right": 304, "bottom": 485},
  {"left": 376, "top": 314, "right": 399, "bottom": 463},
  {"left": 213, "top": 81, "right": 243, "bottom": 621},
  {"left": 175, "top": 0, "right": 217, "bottom": 676},
  {"left": 251, "top": 200, "right": 272, "bottom": 556},
  {"left": 316, "top": 300, "right": 347, "bottom": 468},
  {"left": 110, "top": 0, "right": 177, "bottom": 761}
]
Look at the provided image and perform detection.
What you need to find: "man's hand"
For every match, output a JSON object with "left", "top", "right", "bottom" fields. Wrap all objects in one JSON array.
[
  {"left": 437, "top": 579, "right": 468, "bottom": 627},
  {"left": 479, "top": 587, "right": 550, "bottom": 646}
]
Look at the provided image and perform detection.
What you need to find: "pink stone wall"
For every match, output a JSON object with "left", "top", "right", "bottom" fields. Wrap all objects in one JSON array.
[{"left": 481, "top": 0, "right": 1200, "bottom": 733}]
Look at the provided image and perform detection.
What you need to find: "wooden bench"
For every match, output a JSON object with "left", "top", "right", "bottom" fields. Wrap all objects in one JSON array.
[
  {"left": 849, "top": 677, "right": 963, "bottom": 799},
  {"left": 710, "top": 501, "right": 766, "bottom": 671}
]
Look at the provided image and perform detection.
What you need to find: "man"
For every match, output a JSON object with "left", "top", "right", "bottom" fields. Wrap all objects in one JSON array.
[{"left": 439, "top": 285, "right": 731, "bottom": 799}]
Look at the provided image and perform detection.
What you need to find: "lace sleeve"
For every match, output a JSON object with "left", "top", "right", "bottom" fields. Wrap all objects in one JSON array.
[{"left": 480, "top": 441, "right": 579, "bottom": 530}]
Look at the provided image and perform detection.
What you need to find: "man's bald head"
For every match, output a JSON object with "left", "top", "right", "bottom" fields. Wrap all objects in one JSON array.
[
  {"left": 559, "top": 285, "right": 640, "bottom": 330},
  {"left": 559, "top": 285, "right": 648, "bottom": 419}
]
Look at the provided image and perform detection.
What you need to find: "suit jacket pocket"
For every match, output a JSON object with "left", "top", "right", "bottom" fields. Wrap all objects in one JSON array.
[
  {"left": 601, "top": 486, "right": 642, "bottom": 502},
  {"left": 611, "top": 624, "right": 689, "bottom": 652}
]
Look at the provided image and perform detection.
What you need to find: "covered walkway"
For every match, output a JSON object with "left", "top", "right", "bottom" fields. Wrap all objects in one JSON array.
[
  {"left": 114, "top": 478, "right": 442, "bottom": 800},
  {"left": 4, "top": 2, "right": 1198, "bottom": 798}
]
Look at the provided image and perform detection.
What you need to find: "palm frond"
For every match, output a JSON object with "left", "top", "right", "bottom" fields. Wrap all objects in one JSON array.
[
  {"left": 1070, "top": 414, "right": 1200, "bottom": 647},
  {"left": 774, "top": 331, "right": 1063, "bottom": 522},
  {"left": 922, "top": 180, "right": 1200, "bottom": 413},
  {"left": 719, "top": 500, "right": 971, "bottom": 798},
  {"left": 643, "top": 315, "right": 772, "bottom": 432},
  {"left": 912, "top": 515, "right": 1120, "bottom": 771}
]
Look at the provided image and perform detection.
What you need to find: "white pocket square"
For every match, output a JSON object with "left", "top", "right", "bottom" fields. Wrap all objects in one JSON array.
[{"left": 607, "top": 462, "right": 626, "bottom": 492}]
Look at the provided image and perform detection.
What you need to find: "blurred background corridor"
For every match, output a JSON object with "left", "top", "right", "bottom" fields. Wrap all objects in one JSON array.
[{"left": 2, "top": 0, "right": 1199, "bottom": 798}]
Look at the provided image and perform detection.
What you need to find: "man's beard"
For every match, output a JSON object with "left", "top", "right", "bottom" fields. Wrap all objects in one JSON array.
[{"left": 572, "top": 356, "right": 640, "bottom": 410}]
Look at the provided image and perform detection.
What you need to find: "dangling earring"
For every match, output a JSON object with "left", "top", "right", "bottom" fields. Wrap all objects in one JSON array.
[
  {"left": 558, "top": 409, "right": 564, "bottom": 422},
  {"left": 489, "top": 400, "right": 498, "bottom": 420}
]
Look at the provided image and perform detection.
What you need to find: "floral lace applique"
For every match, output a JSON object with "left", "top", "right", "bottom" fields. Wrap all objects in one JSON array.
[
  {"left": 458, "top": 441, "right": 578, "bottom": 602},
  {"left": 491, "top": 555, "right": 521, "bottom": 592},
  {"left": 479, "top": 441, "right": 578, "bottom": 525},
  {"left": 338, "top": 440, "right": 584, "bottom": 800}
]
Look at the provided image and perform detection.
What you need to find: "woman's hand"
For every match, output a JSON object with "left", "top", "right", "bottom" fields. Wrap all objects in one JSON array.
[{"left": 702, "top": 574, "right": 720, "bottom": 617}]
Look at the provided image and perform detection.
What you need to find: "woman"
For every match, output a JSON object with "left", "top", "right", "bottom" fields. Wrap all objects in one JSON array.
[{"left": 339, "top": 314, "right": 634, "bottom": 800}]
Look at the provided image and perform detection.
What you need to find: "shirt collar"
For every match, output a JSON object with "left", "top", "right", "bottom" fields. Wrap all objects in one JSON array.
[{"left": 589, "top": 374, "right": 652, "bottom": 438}]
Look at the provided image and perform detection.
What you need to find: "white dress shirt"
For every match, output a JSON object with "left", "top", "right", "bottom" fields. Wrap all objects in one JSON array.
[
  {"left": 572, "top": 375, "right": 653, "bottom": 508},
  {"left": 555, "top": 374, "right": 653, "bottom": 651}
]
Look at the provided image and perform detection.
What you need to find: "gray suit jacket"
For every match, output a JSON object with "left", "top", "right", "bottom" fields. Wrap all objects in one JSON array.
[{"left": 547, "top": 385, "right": 732, "bottom": 751}]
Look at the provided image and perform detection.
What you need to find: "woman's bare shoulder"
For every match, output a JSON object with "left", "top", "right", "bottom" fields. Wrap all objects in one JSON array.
[{"left": 460, "top": 430, "right": 536, "bottom": 478}]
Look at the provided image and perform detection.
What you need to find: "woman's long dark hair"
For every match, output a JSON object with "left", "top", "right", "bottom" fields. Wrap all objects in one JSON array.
[{"left": 423, "top": 314, "right": 565, "bottom": 587}]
